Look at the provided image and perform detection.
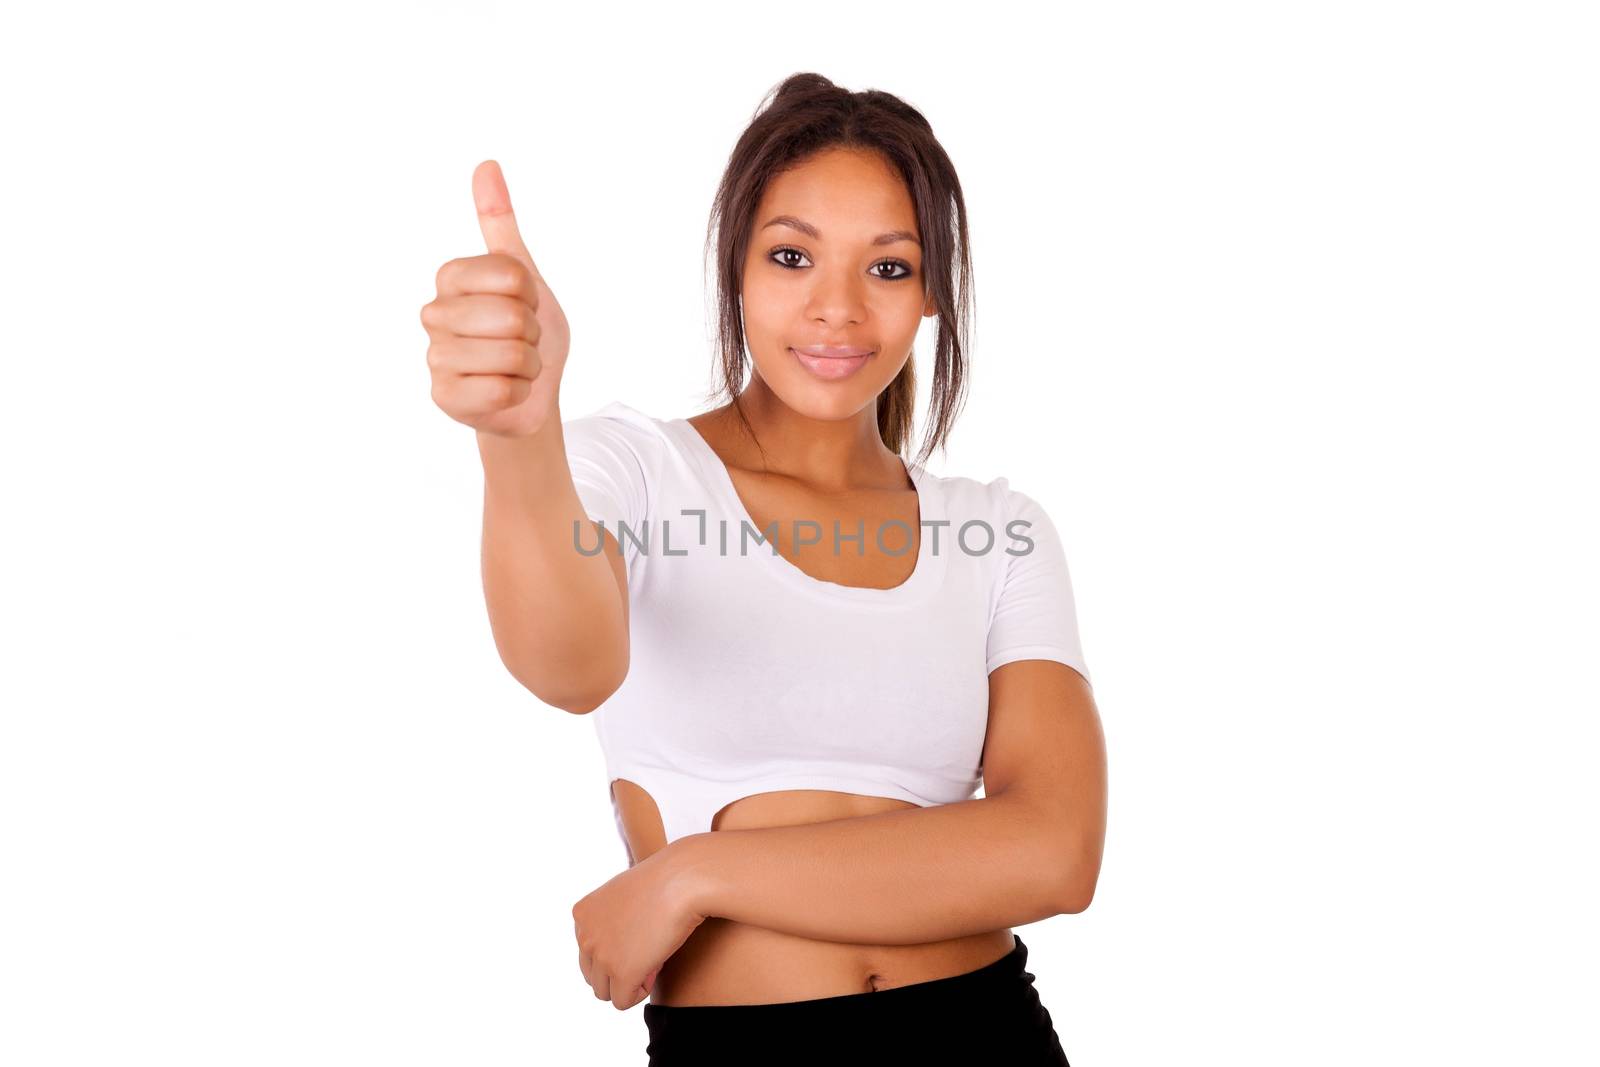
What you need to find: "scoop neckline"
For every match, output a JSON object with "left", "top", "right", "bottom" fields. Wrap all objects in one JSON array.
[{"left": 666, "top": 415, "right": 947, "bottom": 605}]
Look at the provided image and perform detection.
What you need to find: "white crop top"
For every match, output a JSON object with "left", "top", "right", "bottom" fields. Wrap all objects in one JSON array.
[{"left": 560, "top": 400, "right": 1091, "bottom": 862}]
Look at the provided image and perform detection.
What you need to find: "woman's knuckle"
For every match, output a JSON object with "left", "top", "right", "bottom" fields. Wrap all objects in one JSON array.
[
  {"left": 505, "top": 304, "right": 531, "bottom": 336},
  {"left": 502, "top": 261, "right": 529, "bottom": 293}
]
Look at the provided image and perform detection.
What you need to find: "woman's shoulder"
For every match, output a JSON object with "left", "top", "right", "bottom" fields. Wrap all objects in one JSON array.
[
  {"left": 563, "top": 398, "right": 669, "bottom": 434},
  {"left": 561, "top": 399, "right": 679, "bottom": 455},
  {"left": 558, "top": 399, "right": 684, "bottom": 505},
  {"left": 926, "top": 466, "right": 1047, "bottom": 523}
]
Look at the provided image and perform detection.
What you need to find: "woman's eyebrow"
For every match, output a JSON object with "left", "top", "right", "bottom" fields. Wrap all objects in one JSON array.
[{"left": 760, "top": 214, "right": 921, "bottom": 247}]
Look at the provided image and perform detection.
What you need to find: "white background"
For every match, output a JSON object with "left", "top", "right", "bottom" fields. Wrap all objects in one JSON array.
[{"left": 3, "top": 2, "right": 1596, "bottom": 1064}]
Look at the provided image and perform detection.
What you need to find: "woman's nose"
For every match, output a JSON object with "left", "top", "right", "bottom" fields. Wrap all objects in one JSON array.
[{"left": 805, "top": 269, "right": 867, "bottom": 327}]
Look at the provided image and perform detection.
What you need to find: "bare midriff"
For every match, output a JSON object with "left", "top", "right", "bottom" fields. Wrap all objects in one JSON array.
[{"left": 612, "top": 782, "right": 1017, "bottom": 1006}]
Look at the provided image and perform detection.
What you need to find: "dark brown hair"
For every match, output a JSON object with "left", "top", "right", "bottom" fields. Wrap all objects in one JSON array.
[{"left": 702, "top": 72, "right": 974, "bottom": 470}]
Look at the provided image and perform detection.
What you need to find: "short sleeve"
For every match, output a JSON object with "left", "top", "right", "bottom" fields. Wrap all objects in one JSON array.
[
  {"left": 560, "top": 403, "right": 653, "bottom": 568},
  {"left": 985, "top": 482, "right": 1091, "bottom": 685}
]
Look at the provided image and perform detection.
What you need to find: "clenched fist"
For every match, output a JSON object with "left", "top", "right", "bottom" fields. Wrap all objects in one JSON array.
[{"left": 420, "top": 160, "right": 572, "bottom": 437}]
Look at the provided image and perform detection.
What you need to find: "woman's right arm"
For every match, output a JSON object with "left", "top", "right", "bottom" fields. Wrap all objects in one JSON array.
[
  {"left": 421, "top": 160, "right": 628, "bottom": 714},
  {"left": 477, "top": 425, "right": 629, "bottom": 714}
]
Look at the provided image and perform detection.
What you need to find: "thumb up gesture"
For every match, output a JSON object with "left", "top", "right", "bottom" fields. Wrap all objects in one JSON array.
[{"left": 421, "top": 160, "right": 572, "bottom": 437}]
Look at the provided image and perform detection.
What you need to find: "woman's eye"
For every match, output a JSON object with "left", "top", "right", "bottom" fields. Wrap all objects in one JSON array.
[{"left": 768, "top": 247, "right": 914, "bottom": 280}]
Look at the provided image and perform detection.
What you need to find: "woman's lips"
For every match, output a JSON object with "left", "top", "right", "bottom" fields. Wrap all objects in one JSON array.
[
  {"left": 793, "top": 344, "right": 873, "bottom": 358},
  {"left": 791, "top": 346, "right": 873, "bottom": 381}
]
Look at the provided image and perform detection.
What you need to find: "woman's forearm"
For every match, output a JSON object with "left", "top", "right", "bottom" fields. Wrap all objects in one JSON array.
[
  {"left": 665, "top": 790, "right": 1079, "bottom": 946},
  {"left": 478, "top": 415, "right": 628, "bottom": 713}
]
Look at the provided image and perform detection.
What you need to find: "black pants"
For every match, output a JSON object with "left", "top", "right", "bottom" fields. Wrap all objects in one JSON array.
[{"left": 641, "top": 933, "right": 1071, "bottom": 1065}]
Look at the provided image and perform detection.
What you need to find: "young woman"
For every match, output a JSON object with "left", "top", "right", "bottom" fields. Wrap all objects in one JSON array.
[{"left": 422, "top": 73, "right": 1106, "bottom": 1066}]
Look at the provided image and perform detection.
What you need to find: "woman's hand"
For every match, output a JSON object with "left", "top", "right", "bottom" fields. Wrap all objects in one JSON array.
[
  {"left": 420, "top": 159, "right": 572, "bottom": 438},
  {"left": 571, "top": 842, "right": 709, "bottom": 1010}
]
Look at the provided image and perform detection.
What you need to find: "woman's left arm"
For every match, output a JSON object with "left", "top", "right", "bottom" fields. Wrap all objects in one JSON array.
[{"left": 665, "top": 660, "right": 1107, "bottom": 945}]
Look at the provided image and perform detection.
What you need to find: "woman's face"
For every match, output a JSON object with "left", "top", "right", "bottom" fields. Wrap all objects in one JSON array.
[{"left": 740, "top": 146, "right": 937, "bottom": 421}]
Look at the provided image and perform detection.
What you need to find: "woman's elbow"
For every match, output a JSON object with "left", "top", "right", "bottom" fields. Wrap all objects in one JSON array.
[
  {"left": 504, "top": 646, "right": 628, "bottom": 715},
  {"left": 1056, "top": 878, "right": 1098, "bottom": 914},
  {"left": 1052, "top": 840, "right": 1103, "bottom": 914}
]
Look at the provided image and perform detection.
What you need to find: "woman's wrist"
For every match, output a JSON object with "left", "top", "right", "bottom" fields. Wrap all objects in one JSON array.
[{"left": 659, "top": 831, "right": 722, "bottom": 923}]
